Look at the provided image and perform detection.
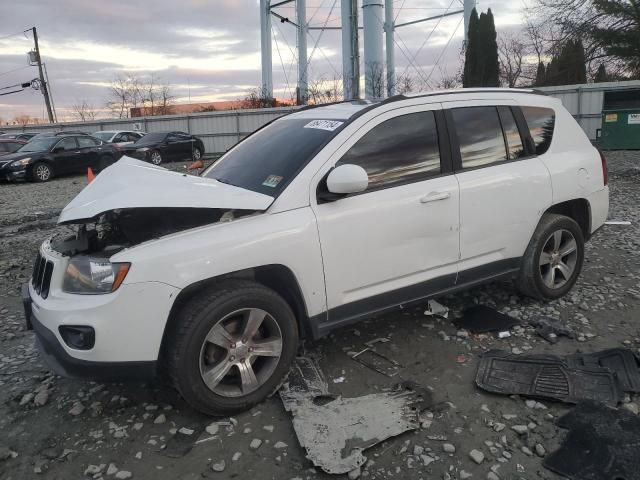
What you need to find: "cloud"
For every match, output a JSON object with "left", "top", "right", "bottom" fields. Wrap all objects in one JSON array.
[{"left": 0, "top": 0, "right": 523, "bottom": 120}]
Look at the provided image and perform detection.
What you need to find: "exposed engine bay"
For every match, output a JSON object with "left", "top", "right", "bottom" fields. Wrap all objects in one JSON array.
[{"left": 51, "top": 207, "right": 258, "bottom": 256}]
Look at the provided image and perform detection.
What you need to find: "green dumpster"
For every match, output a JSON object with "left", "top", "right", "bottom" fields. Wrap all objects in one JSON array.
[{"left": 601, "top": 109, "right": 640, "bottom": 150}]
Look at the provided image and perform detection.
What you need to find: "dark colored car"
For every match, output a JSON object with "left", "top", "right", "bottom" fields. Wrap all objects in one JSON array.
[
  {"left": 0, "top": 132, "right": 40, "bottom": 141},
  {"left": 0, "top": 134, "right": 117, "bottom": 182},
  {"left": 0, "top": 139, "right": 27, "bottom": 156},
  {"left": 120, "top": 131, "right": 204, "bottom": 165}
]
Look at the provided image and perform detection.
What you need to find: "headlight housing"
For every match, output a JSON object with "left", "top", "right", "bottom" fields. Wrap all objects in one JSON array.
[
  {"left": 10, "top": 158, "right": 31, "bottom": 167},
  {"left": 63, "top": 256, "right": 130, "bottom": 294}
]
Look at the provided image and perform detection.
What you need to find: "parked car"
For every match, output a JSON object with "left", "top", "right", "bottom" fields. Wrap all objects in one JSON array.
[
  {"left": 0, "top": 132, "right": 39, "bottom": 141},
  {"left": 93, "top": 130, "right": 145, "bottom": 147},
  {"left": 0, "top": 138, "right": 27, "bottom": 156},
  {"left": 120, "top": 131, "right": 204, "bottom": 165},
  {"left": 24, "top": 89, "right": 608, "bottom": 415},
  {"left": 0, "top": 133, "right": 116, "bottom": 182}
]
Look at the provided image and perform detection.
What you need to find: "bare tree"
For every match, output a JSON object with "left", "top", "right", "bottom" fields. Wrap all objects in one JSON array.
[
  {"left": 156, "top": 83, "right": 174, "bottom": 115},
  {"left": 307, "top": 75, "right": 343, "bottom": 104},
  {"left": 72, "top": 100, "right": 98, "bottom": 121},
  {"left": 498, "top": 33, "right": 527, "bottom": 87},
  {"left": 241, "top": 87, "right": 277, "bottom": 109},
  {"left": 365, "top": 62, "right": 385, "bottom": 99},
  {"left": 106, "top": 73, "right": 174, "bottom": 118},
  {"left": 13, "top": 114, "right": 32, "bottom": 126},
  {"left": 394, "top": 74, "right": 416, "bottom": 95},
  {"left": 106, "top": 74, "right": 136, "bottom": 118}
]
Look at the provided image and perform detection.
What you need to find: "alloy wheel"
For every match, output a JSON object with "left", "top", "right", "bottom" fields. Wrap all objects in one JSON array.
[
  {"left": 35, "top": 164, "right": 51, "bottom": 181},
  {"left": 193, "top": 148, "right": 201, "bottom": 160},
  {"left": 539, "top": 229, "right": 578, "bottom": 289},
  {"left": 199, "top": 308, "right": 283, "bottom": 397},
  {"left": 150, "top": 151, "right": 162, "bottom": 165}
]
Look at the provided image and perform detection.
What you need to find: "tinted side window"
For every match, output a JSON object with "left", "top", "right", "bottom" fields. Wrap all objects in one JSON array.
[
  {"left": 498, "top": 107, "right": 525, "bottom": 160},
  {"left": 56, "top": 137, "right": 77, "bottom": 150},
  {"left": 77, "top": 136, "right": 99, "bottom": 147},
  {"left": 337, "top": 111, "right": 441, "bottom": 190},
  {"left": 452, "top": 107, "right": 507, "bottom": 169},
  {"left": 8, "top": 142, "right": 23, "bottom": 152},
  {"left": 522, "top": 106, "right": 555, "bottom": 155}
]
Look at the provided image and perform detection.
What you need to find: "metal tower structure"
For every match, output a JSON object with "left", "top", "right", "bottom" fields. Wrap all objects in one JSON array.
[{"left": 260, "top": 0, "right": 477, "bottom": 103}]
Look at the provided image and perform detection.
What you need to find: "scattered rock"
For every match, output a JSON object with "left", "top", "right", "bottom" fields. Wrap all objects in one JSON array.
[
  {"left": 511, "top": 425, "right": 528, "bottom": 435},
  {"left": 535, "top": 444, "right": 546, "bottom": 457},
  {"left": 115, "top": 471, "right": 132, "bottom": 479},
  {"left": 19, "top": 393, "right": 34, "bottom": 406},
  {"left": 68, "top": 403, "right": 85, "bottom": 416},
  {"left": 274, "top": 441, "right": 288, "bottom": 449},
  {"left": 211, "top": 460, "right": 226, "bottom": 472},
  {"left": 33, "top": 391, "right": 48, "bottom": 406},
  {"left": 443, "top": 443, "right": 456, "bottom": 453},
  {"left": 469, "top": 449, "right": 485, "bottom": 464},
  {"left": 205, "top": 423, "right": 219, "bottom": 435},
  {"left": 249, "top": 438, "right": 262, "bottom": 450},
  {"left": 153, "top": 414, "right": 166, "bottom": 424},
  {"left": 106, "top": 463, "right": 118, "bottom": 475},
  {"left": 348, "top": 466, "right": 361, "bottom": 479}
]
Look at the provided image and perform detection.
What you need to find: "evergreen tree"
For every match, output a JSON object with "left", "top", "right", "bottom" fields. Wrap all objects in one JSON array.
[
  {"left": 463, "top": 8, "right": 500, "bottom": 87},
  {"left": 463, "top": 9, "right": 480, "bottom": 87},
  {"left": 594, "top": 63, "right": 610, "bottom": 82},
  {"left": 544, "top": 40, "right": 587, "bottom": 86},
  {"left": 534, "top": 62, "right": 546, "bottom": 86}
]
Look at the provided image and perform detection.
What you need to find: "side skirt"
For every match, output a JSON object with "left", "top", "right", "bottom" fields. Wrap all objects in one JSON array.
[{"left": 308, "top": 258, "right": 521, "bottom": 339}]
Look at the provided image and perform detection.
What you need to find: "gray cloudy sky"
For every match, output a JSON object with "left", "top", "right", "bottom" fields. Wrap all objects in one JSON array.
[{"left": 0, "top": 0, "right": 524, "bottom": 122}]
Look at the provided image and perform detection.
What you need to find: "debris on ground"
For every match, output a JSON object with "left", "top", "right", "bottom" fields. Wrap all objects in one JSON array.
[
  {"left": 475, "top": 349, "right": 640, "bottom": 404},
  {"left": 475, "top": 350, "right": 621, "bottom": 404},
  {"left": 529, "top": 316, "right": 576, "bottom": 343},
  {"left": 350, "top": 339, "right": 402, "bottom": 377},
  {"left": 453, "top": 305, "right": 520, "bottom": 334},
  {"left": 424, "top": 299, "right": 449, "bottom": 318},
  {"left": 544, "top": 401, "right": 640, "bottom": 480},
  {"left": 604, "top": 220, "right": 631, "bottom": 225},
  {"left": 280, "top": 357, "right": 428, "bottom": 474}
]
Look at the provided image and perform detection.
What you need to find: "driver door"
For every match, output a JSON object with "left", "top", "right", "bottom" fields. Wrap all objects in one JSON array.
[
  {"left": 311, "top": 105, "right": 460, "bottom": 328},
  {"left": 52, "top": 137, "right": 80, "bottom": 174}
]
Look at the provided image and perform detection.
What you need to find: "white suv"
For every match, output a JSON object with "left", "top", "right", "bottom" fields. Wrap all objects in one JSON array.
[{"left": 24, "top": 89, "right": 609, "bottom": 415}]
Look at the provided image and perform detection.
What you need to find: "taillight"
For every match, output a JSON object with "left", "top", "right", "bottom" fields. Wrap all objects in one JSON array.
[{"left": 598, "top": 149, "right": 608, "bottom": 186}]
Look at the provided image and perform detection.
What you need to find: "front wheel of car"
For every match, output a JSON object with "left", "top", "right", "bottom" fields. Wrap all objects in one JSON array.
[
  {"left": 166, "top": 280, "right": 298, "bottom": 416},
  {"left": 150, "top": 150, "right": 162, "bottom": 165},
  {"left": 192, "top": 147, "right": 202, "bottom": 161},
  {"left": 31, "top": 162, "right": 52, "bottom": 182},
  {"left": 518, "top": 213, "right": 585, "bottom": 301}
]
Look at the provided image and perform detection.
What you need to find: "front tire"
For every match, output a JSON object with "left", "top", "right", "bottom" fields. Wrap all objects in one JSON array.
[
  {"left": 192, "top": 147, "right": 202, "bottom": 161},
  {"left": 166, "top": 280, "right": 298, "bottom": 416},
  {"left": 518, "top": 213, "right": 584, "bottom": 300},
  {"left": 31, "top": 162, "right": 52, "bottom": 182},
  {"left": 150, "top": 150, "right": 162, "bottom": 165}
]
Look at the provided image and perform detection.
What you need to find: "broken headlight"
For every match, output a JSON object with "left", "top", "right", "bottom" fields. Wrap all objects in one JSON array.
[{"left": 62, "top": 256, "right": 130, "bottom": 294}]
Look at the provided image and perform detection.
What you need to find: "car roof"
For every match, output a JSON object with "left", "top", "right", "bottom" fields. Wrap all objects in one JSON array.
[{"left": 288, "top": 88, "right": 553, "bottom": 121}]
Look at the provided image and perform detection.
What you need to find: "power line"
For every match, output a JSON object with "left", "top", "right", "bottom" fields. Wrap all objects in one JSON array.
[
  {"left": 424, "top": 16, "right": 463, "bottom": 86},
  {"left": 0, "top": 65, "right": 33, "bottom": 78},
  {"left": 272, "top": 24, "right": 293, "bottom": 100},
  {"left": 0, "top": 28, "right": 31, "bottom": 42}
]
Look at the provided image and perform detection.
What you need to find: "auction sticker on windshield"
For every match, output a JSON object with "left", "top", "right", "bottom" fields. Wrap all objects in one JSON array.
[
  {"left": 304, "top": 120, "right": 344, "bottom": 131},
  {"left": 262, "top": 175, "right": 283, "bottom": 188}
]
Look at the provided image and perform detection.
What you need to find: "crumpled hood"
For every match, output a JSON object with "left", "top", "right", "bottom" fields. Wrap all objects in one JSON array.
[{"left": 58, "top": 156, "right": 275, "bottom": 224}]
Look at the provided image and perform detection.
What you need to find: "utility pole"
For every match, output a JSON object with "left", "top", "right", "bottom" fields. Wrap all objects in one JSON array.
[
  {"left": 32, "top": 27, "right": 54, "bottom": 123},
  {"left": 363, "top": 0, "right": 384, "bottom": 100},
  {"left": 384, "top": 0, "right": 395, "bottom": 96},
  {"left": 341, "top": 0, "right": 359, "bottom": 100},
  {"left": 297, "top": 0, "right": 308, "bottom": 104},
  {"left": 260, "top": 0, "right": 273, "bottom": 98}
]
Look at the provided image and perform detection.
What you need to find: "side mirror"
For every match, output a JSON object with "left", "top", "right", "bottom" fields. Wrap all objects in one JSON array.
[{"left": 326, "top": 164, "right": 368, "bottom": 194}]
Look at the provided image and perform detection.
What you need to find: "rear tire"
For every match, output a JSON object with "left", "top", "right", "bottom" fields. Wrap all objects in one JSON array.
[
  {"left": 31, "top": 162, "right": 52, "bottom": 182},
  {"left": 192, "top": 147, "right": 202, "bottom": 161},
  {"left": 518, "top": 213, "right": 584, "bottom": 300},
  {"left": 166, "top": 280, "right": 298, "bottom": 416}
]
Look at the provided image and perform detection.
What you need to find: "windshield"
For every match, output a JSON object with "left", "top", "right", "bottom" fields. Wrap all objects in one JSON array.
[
  {"left": 202, "top": 118, "right": 342, "bottom": 196},
  {"left": 18, "top": 137, "right": 58, "bottom": 152},
  {"left": 134, "top": 132, "right": 167, "bottom": 144},
  {"left": 93, "top": 131, "right": 113, "bottom": 141}
]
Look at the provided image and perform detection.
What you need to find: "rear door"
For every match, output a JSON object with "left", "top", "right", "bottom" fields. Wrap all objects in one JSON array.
[
  {"left": 312, "top": 105, "right": 460, "bottom": 326},
  {"left": 446, "top": 102, "right": 552, "bottom": 281}
]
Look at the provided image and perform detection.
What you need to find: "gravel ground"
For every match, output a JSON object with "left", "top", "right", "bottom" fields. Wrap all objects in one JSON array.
[{"left": 0, "top": 152, "right": 639, "bottom": 480}]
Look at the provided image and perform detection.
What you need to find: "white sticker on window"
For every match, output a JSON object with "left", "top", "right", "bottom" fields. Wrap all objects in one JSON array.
[
  {"left": 304, "top": 120, "right": 344, "bottom": 132},
  {"left": 262, "top": 175, "right": 283, "bottom": 188}
]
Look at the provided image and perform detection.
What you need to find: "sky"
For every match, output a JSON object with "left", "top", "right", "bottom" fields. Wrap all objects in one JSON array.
[{"left": 0, "top": 0, "right": 525, "bottom": 123}]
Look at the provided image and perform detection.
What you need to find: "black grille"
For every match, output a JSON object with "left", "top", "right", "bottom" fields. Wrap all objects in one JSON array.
[{"left": 32, "top": 252, "right": 54, "bottom": 299}]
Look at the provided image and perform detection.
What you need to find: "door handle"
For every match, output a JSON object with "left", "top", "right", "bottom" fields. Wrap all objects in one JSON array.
[{"left": 420, "top": 192, "right": 451, "bottom": 203}]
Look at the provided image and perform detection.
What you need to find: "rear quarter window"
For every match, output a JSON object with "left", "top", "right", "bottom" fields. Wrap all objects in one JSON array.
[{"left": 522, "top": 106, "right": 555, "bottom": 155}]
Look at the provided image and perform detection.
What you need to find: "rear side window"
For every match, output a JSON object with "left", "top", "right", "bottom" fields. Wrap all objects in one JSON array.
[
  {"left": 337, "top": 111, "right": 441, "bottom": 190},
  {"left": 451, "top": 107, "right": 506, "bottom": 168},
  {"left": 77, "top": 136, "right": 99, "bottom": 147},
  {"left": 498, "top": 107, "right": 526, "bottom": 160},
  {"left": 522, "top": 106, "right": 555, "bottom": 155}
]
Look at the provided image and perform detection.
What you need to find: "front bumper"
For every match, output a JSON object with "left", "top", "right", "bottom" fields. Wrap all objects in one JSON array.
[
  {"left": 1, "top": 166, "right": 27, "bottom": 181},
  {"left": 30, "top": 305, "right": 157, "bottom": 381},
  {"left": 25, "top": 240, "right": 180, "bottom": 378}
]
